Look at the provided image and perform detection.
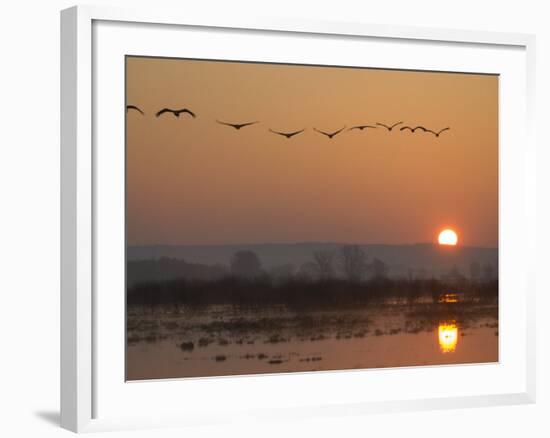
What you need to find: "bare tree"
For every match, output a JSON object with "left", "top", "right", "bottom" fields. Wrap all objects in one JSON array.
[
  {"left": 416, "top": 268, "right": 427, "bottom": 280},
  {"left": 371, "top": 258, "right": 388, "bottom": 279},
  {"left": 269, "top": 263, "right": 295, "bottom": 282},
  {"left": 296, "top": 262, "right": 318, "bottom": 281},
  {"left": 339, "top": 245, "right": 369, "bottom": 282},
  {"left": 230, "top": 251, "right": 262, "bottom": 278},
  {"left": 312, "top": 250, "right": 335, "bottom": 280},
  {"left": 470, "top": 261, "right": 481, "bottom": 281},
  {"left": 482, "top": 263, "right": 495, "bottom": 281},
  {"left": 448, "top": 265, "right": 465, "bottom": 280}
]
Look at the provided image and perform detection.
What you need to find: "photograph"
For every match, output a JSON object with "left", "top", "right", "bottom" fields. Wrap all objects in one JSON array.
[{"left": 125, "top": 56, "right": 499, "bottom": 381}]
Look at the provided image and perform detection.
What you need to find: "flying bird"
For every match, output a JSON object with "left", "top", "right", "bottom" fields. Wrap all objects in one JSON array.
[
  {"left": 313, "top": 127, "right": 346, "bottom": 139},
  {"left": 269, "top": 128, "right": 306, "bottom": 139},
  {"left": 126, "top": 105, "right": 144, "bottom": 115},
  {"left": 348, "top": 125, "right": 377, "bottom": 131},
  {"left": 376, "top": 121, "right": 403, "bottom": 131},
  {"left": 400, "top": 125, "right": 427, "bottom": 133},
  {"left": 426, "top": 127, "right": 450, "bottom": 137},
  {"left": 155, "top": 108, "right": 196, "bottom": 118},
  {"left": 216, "top": 120, "right": 259, "bottom": 130}
]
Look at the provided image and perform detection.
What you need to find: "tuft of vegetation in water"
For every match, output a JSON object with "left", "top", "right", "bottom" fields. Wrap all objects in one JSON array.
[{"left": 180, "top": 341, "right": 194, "bottom": 351}]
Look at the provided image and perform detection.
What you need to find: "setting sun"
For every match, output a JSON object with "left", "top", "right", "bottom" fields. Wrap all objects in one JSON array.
[{"left": 438, "top": 229, "right": 458, "bottom": 246}]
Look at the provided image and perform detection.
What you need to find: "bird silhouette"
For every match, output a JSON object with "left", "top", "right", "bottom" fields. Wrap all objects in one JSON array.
[
  {"left": 156, "top": 108, "right": 196, "bottom": 118},
  {"left": 400, "top": 125, "right": 427, "bottom": 133},
  {"left": 313, "top": 127, "right": 346, "bottom": 139},
  {"left": 426, "top": 127, "right": 450, "bottom": 137},
  {"left": 348, "top": 125, "right": 377, "bottom": 131},
  {"left": 216, "top": 120, "right": 259, "bottom": 130},
  {"left": 126, "top": 105, "right": 144, "bottom": 115},
  {"left": 376, "top": 121, "right": 403, "bottom": 131},
  {"left": 269, "top": 128, "right": 305, "bottom": 139}
]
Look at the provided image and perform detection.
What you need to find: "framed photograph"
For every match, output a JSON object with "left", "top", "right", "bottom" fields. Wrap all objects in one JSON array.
[{"left": 61, "top": 5, "right": 536, "bottom": 432}]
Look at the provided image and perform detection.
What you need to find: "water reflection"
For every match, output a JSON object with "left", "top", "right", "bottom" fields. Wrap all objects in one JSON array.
[
  {"left": 438, "top": 321, "right": 458, "bottom": 353},
  {"left": 126, "top": 300, "right": 500, "bottom": 379},
  {"left": 438, "top": 292, "right": 460, "bottom": 304}
]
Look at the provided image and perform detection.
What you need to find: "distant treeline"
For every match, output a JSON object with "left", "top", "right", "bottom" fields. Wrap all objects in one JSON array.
[
  {"left": 127, "top": 257, "right": 227, "bottom": 287},
  {"left": 127, "top": 246, "right": 498, "bottom": 310},
  {"left": 127, "top": 276, "right": 498, "bottom": 311},
  {"left": 127, "top": 245, "right": 498, "bottom": 287}
]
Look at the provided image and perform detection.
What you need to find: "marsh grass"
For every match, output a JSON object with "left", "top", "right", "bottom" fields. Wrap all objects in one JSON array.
[{"left": 127, "top": 276, "right": 498, "bottom": 311}]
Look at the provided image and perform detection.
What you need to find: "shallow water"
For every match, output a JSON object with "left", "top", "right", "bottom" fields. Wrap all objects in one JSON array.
[{"left": 126, "top": 303, "right": 498, "bottom": 380}]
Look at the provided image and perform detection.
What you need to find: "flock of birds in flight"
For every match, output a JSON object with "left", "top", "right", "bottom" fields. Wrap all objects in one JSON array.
[{"left": 126, "top": 105, "right": 451, "bottom": 139}]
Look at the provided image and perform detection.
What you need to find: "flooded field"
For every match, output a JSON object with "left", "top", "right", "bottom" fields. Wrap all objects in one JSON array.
[{"left": 126, "top": 300, "right": 498, "bottom": 380}]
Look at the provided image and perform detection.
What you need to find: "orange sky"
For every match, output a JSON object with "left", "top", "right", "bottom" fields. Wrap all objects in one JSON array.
[{"left": 126, "top": 56, "right": 498, "bottom": 247}]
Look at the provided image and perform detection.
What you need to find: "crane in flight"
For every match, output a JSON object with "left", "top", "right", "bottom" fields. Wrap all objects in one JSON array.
[
  {"left": 269, "top": 128, "right": 306, "bottom": 139},
  {"left": 155, "top": 108, "right": 196, "bottom": 118},
  {"left": 216, "top": 120, "right": 259, "bottom": 130},
  {"left": 126, "top": 105, "right": 144, "bottom": 115},
  {"left": 376, "top": 121, "right": 403, "bottom": 131},
  {"left": 426, "top": 127, "right": 450, "bottom": 137},
  {"left": 348, "top": 125, "right": 377, "bottom": 131},
  {"left": 400, "top": 125, "right": 427, "bottom": 133},
  {"left": 313, "top": 127, "right": 346, "bottom": 139}
]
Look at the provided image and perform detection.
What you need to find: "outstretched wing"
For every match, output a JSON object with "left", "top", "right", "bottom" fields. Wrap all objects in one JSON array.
[
  {"left": 239, "top": 121, "right": 259, "bottom": 128},
  {"left": 413, "top": 126, "right": 427, "bottom": 132},
  {"left": 126, "top": 105, "right": 144, "bottom": 115},
  {"left": 350, "top": 125, "right": 376, "bottom": 131},
  {"left": 389, "top": 121, "right": 404, "bottom": 129},
  {"left": 269, "top": 128, "right": 286, "bottom": 136},
  {"left": 332, "top": 126, "right": 346, "bottom": 136},
  {"left": 376, "top": 122, "right": 390, "bottom": 130},
  {"left": 216, "top": 120, "right": 234, "bottom": 127},
  {"left": 400, "top": 126, "right": 414, "bottom": 132},
  {"left": 436, "top": 127, "right": 450, "bottom": 135},
  {"left": 156, "top": 108, "right": 173, "bottom": 117},
  {"left": 179, "top": 108, "right": 196, "bottom": 118},
  {"left": 313, "top": 127, "right": 330, "bottom": 137},
  {"left": 288, "top": 129, "right": 305, "bottom": 137}
]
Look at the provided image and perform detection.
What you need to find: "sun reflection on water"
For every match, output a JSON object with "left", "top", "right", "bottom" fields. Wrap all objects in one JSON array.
[
  {"left": 438, "top": 293, "right": 459, "bottom": 304},
  {"left": 438, "top": 321, "right": 458, "bottom": 353}
]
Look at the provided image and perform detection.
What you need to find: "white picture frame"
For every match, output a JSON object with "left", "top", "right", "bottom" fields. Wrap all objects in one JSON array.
[{"left": 60, "top": 4, "right": 536, "bottom": 433}]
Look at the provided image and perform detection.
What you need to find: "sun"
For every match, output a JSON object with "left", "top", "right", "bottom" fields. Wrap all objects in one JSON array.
[{"left": 438, "top": 229, "right": 458, "bottom": 246}]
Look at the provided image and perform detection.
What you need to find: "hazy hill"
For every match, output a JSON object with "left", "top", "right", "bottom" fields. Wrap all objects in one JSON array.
[{"left": 127, "top": 242, "right": 497, "bottom": 281}]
